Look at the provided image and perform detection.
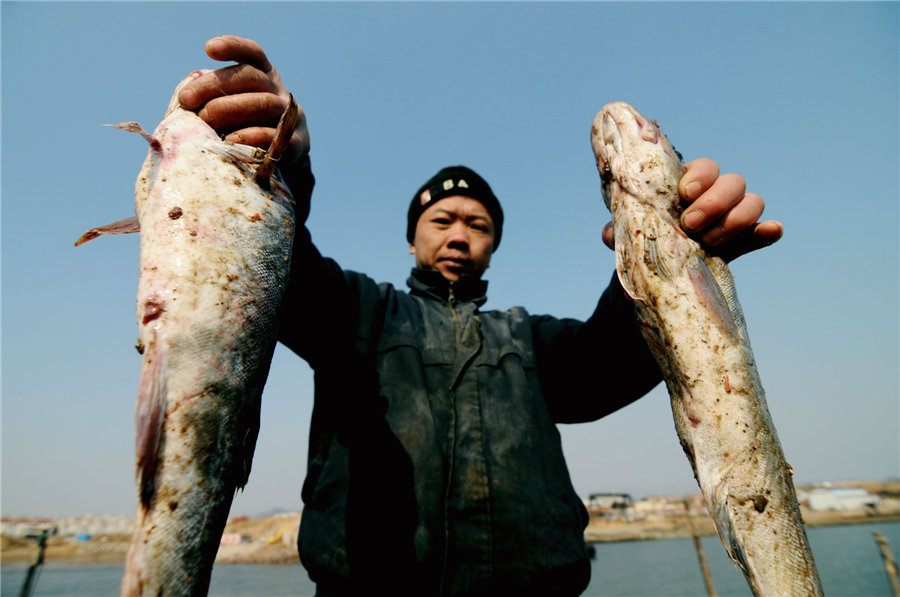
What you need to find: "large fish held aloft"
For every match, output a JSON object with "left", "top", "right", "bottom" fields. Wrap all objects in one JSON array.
[
  {"left": 591, "top": 102, "right": 823, "bottom": 596},
  {"left": 77, "top": 71, "right": 297, "bottom": 596}
]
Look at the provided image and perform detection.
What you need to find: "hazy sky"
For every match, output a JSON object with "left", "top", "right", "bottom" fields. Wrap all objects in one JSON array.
[{"left": 2, "top": 1, "right": 897, "bottom": 519}]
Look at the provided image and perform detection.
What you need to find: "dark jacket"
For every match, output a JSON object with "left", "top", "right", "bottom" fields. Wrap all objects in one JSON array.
[{"left": 278, "top": 164, "right": 661, "bottom": 596}]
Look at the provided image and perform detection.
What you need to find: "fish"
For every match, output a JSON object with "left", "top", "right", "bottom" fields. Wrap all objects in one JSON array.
[
  {"left": 590, "top": 101, "right": 823, "bottom": 596},
  {"left": 77, "top": 70, "right": 298, "bottom": 596}
]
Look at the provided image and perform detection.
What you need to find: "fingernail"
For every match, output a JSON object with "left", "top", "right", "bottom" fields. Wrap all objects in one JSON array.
[
  {"left": 683, "top": 181, "right": 701, "bottom": 200},
  {"left": 682, "top": 210, "right": 705, "bottom": 232},
  {"left": 206, "top": 38, "right": 226, "bottom": 56}
]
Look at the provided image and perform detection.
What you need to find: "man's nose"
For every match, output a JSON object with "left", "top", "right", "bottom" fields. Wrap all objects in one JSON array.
[{"left": 446, "top": 222, "right": 470, "bottom": 246}]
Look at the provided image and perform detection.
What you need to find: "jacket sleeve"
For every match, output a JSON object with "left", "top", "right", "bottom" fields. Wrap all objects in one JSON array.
[
  {"left": 277, "top": 157, "right": 358, "bottom": 369},
  {"left": 531, "top": 273, "right": 662, "bottom": 424},
  {"left": 276, "top": 156, "right": 390, "bottom": 372}
]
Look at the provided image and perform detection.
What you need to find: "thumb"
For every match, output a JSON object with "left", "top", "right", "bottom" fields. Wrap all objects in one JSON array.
[{"left": 602, "top": 221, "right": 615, "bottom": 250}]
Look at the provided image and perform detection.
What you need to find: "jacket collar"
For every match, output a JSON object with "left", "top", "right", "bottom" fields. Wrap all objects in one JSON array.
[{"left": 407, "top": 268, "right": 488, "bottom": 306}]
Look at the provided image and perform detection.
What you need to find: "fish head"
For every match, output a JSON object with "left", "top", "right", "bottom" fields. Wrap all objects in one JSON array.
[{"left": 591, "top": 101, "right": 685, "bottom": 215}]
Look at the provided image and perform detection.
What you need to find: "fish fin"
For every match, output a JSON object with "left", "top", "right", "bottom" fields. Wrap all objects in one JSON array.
[
  {"left": 212, "top": 142, "right": 266, "bottom": 163},
  {"left": 135, "top": 341, "right": 167, "bottom": 511},
  {"left": 104, "top": 122, "right": 161, "bottom": 151},
  {"left": 710, "top": 486, "right": 752, "bottom": 572},
  {"left": 687, "top": 255, "right": 741, "bottom": 339},
  {"left": 238, "top": 424, "right": 261, "bottom": 490},
  {"left": 614, "top": 244, "right": 640, "bottom": 301},
  {"left": 644, "top": 236, "right": 672, "bottom": 282},
  {"left": 704, "top": 256, "right": 752, "bottom": 344},
  {"left": 255, "top": 94, "right": 300, "bottom": 188},
  {"left": 708, "top": 485, "right": 768, "bottom": 591},
  {"left": 75, "top": 216, "right": 140, "bottom": 246},
  {"left": 204, "top": 141, "right": 294, "bottom": 203},
  {"left": 612, "top": 210, "right": 641, "bottom": 301}
]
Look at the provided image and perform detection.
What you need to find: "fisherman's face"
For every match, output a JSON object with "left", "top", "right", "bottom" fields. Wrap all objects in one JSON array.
[{"left": 410, "top": 195, "right": 495, "bottom": 282}]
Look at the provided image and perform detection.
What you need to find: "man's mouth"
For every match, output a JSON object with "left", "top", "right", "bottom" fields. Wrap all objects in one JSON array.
[{"left": 438, "top": 257, "right": 472, "bottom": 272}]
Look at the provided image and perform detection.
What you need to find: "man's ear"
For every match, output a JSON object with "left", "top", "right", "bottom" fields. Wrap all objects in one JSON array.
[{"left": 409, "top": 244, "right": 416, "bottom": 255}]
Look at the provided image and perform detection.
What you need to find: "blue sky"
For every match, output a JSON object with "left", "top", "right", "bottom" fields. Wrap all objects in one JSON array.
[{"left": 2, "top": 1, "right": 897, "bottom": 518}]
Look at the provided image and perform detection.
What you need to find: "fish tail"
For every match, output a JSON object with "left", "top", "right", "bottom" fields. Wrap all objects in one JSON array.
[{"left": 135, "top": 340, "right": 167, "bottom": 511}]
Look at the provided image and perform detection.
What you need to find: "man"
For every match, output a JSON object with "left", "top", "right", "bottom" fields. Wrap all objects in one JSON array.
[{"left": 180, "top": 36, "right": 783, "bottom": 596}]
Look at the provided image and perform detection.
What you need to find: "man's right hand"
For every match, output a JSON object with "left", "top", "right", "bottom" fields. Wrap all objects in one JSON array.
[{"left": 178, "top": 35, "right": 310, "bottom": 183}]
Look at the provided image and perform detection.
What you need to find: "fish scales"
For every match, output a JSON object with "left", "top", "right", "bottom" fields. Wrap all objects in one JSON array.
[
  {"left": 78, "top": 70, "right": 297, "bottom": 596},
  {"left": 590, "top": 102, "right": 823, "bottom": 596}
]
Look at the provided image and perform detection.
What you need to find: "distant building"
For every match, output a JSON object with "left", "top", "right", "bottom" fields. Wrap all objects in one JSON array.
[
  {"left": 632, "top": 498, "right": 667, "bottom": 517},
  {"left": 0, "top": 517, "right": 56, "bottom": 538},
  {"left": 54, "top": 515, "right": 134, "bottom": 537},
  {"left": 220, "top": 532, "right": 248, "bottom": 546},
  {"left": 587, "top": 493, "right": 635, "bottom": 520},
  {"left": 805, "top": 487, "right": 881, "bottom": 511},
  {"left": 588, "top": 493, "right": 633, "bottom": 509}
]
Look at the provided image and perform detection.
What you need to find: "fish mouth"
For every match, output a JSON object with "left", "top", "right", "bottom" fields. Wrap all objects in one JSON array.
[
  {"left": 607, "top": 105, "right": 659, "bottom": 147},
  {"left": 635, "top": 115, "right": 659, "bottom": 143}
]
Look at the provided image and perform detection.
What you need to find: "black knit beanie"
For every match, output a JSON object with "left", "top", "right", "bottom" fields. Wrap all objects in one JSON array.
[{"left": 406, "top": 165, "right": 504, "bottom": 250}]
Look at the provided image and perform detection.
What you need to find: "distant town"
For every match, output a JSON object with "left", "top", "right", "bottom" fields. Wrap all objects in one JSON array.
[
  {"left": 585, "top": 481, "right": 894, "bottom": 523},
  {"left": 579, "top": 480, "right": 899, "bottom": 543}
]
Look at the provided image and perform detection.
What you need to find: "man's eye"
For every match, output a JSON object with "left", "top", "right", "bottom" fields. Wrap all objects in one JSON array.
[{"left": 433, "top": 218, "right": 450, "bottom": 225}]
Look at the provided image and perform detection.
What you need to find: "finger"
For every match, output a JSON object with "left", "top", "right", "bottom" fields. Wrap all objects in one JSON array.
[
  {"left": 679, "top": 158, "right": 719, "bottom": 202},
  {"left": 180, "top": 64, "right": 280, "bottom": 111},
  {"left": 696, "top": 191, "right": 763, "bottom": 248},
  {"left": 753, "top": 219, "right": 784, "bottom": 245},
  {"left": 601, "top": 221, "right": 615, "bottom": 250},
  {"left": 225, "top": 129, "right": 310, "bottom": 163},
  {"left": 198, "top": 92, "right": 288, "bottom": 134},
  {"left": 680, "top": 173, "right": 746, "bottom": 234},
  {"left": 713, "top": 220, "right": 784, "bottom": 263},
  {"left": 224, "top": 127, "right": 275, "bottom": 149},
  {"left": 204, "top": 35, "right": 273, "bottom": 72}
]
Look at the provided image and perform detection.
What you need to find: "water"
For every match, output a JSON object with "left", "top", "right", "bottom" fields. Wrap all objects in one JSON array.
[
  {"left": 585, "top": 521, "right": 900, "bottom": 596},
  {"left": 0, "top": 564, "right": 317, "bottom": 596},
  {"left": 3, "top": 521, "right": 898, "bottom": 596}
]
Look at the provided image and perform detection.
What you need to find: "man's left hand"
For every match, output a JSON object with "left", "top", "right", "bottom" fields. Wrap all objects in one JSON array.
[{"left": 602, "top": 158, "right": 783, "bottom": 262}]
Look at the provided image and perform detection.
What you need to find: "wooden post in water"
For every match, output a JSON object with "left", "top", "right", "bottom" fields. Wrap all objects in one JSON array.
[
  {"left": 683, "top": 499, "right": 717, "bottom": 597},
  {"left": 873, "top": 531, "right": 900, "bottom": 597},
  {"left": 18, "top": 530, "right": 47, "bottom": 597}
]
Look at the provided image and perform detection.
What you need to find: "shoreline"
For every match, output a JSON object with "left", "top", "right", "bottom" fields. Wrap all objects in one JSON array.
[
  {"left": 585, "top": 507, "right": 900, "bottom": 544},
  {"left": 3, "top": 507, "right": 898, "bottom": 567}
]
